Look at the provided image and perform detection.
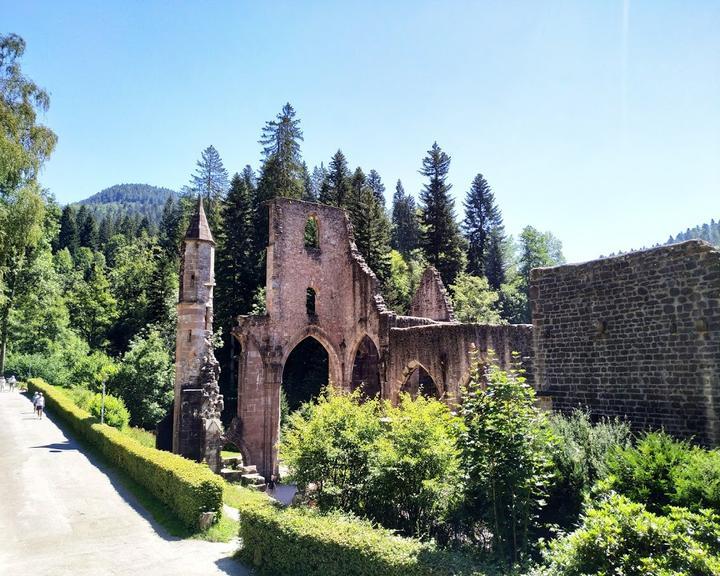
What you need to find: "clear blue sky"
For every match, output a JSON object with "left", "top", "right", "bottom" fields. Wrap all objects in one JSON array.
[{"left": 4, "top": 1, "right": 719, "bottom": 262}]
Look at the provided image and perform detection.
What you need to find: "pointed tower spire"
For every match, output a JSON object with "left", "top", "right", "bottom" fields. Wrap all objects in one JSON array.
[{"left": 185, "top": 197, "right": 214, "bottom": 243}]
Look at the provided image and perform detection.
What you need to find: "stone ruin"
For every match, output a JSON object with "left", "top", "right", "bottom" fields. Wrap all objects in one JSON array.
[{"left": 173, "top": 197, "right": 720, "bottom": 478}]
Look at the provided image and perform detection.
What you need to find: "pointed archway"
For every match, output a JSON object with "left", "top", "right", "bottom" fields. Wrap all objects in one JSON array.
[
  {"left": 281, "top": 336, "right": 329, "bottom": 411},
  {"left": 400, "top": 363, "right": 440, "bottom": 400},
  {"left": 350, "top": 335, "right": 381, "bottom": 399}
]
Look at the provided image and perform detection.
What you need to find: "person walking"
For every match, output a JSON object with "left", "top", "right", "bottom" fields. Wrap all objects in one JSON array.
[
  {"left": 8, "top": 375, "right": 16, "bottom": 392},
  {"left": 32, "top": 391, "right": 39, "bottom": 412},
  {"left": 35, "top": 392, "right": 45, "bottom": 418}
]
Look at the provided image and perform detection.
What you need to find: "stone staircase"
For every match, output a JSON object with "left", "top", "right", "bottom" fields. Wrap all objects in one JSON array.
[{"left": 220, "top": 455, "right": 266, "bottom": 491}]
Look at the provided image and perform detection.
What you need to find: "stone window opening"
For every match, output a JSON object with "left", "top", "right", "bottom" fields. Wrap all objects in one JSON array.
[
  {"left": 190, "top": 273, "right": 196, "bottom": 288},
  {"left": 306, "top": 287, "right": 317, "bottom": 317},
  {"left": 304, "top": 216, "right": 320, "bottom": 249},
  {"left": 187, "top": 330, "right": 192, "bottom": 342}
]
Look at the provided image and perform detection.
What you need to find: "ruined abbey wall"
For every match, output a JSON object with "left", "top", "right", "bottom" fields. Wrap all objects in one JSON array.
[{"left": 531, "top": 240, "right": 720, "bottom": 445}]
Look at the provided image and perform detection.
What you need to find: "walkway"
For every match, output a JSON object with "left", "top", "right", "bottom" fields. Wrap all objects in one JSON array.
[{"left": 0, "top": 390, "right": 253, "bottom": 576}]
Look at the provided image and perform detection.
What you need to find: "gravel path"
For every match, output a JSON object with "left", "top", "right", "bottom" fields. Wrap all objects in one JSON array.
[{"left": 0, "top": 391, "right": 253, "bottom": 576}]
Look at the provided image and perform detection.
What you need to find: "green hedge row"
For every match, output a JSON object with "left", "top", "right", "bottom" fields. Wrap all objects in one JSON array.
[
  {"left": 27, "top": 378, "right": 223, "bottom": 529},
  {"left": 234, "top": 488, "right": 488, "bottom": 576}
]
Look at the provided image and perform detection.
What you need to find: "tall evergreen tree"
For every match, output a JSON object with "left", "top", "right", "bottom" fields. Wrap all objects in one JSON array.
[
  {"left": 391, "top": 180, "right": 419, "bottom": 256},
  {"left": 310, "top": 164, "right": 328, "bottom": 202},
  {"left": 366, "top": 169, "right": 386, "bottom": 206},
  {"left": 418, "top": 142, "right": 465, "bottom": 285},
  {"left": 57, "top": 205, "right": 79, "bottom": 255},
  {"left": 77, "top": 205, "right": 99, "bottom": 250},
  {"left": 301, "top": 162, "right": 316, "bottom": 201},
  {"left": 216, "top": 173, "right": 258, "bottom": 328},
  {"left": 98, "top": 215, "right": 115, "bottom": 248},
  {"left": 348, "top": 175, "right": 392, "bottom": 286},
  {"left": 462, "top": 173, "right": 503, "bottom": 279},
  {"left": 257, "top": 102, "right": 304, "bottom": 201},
  {"left": 319, "top": 150, "right": 351, "bottom": 207},
  {"left": 484, "top": 229, "right": 507, "bottom": 290},
  {"left": 188, "top": 145, "right": 229, "bottom": 231}
]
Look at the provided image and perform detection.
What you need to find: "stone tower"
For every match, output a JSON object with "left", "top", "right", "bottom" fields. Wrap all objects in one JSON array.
[{"left": 173, "top": 198, "right": 224, "bottom": 472}]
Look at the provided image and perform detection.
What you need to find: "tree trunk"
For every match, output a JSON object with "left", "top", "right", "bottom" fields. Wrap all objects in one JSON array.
[{"left": 0, "top": 266, "right": 19, "bottom": 375}]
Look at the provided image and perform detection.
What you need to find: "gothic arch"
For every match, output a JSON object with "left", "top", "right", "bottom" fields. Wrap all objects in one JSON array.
[
  {"left": 349, "top": 333, "right": 381, "bottom": 399},
  {"left": 398, "top": 360, "right": 443, "bottom": 401},
  {"left": 282, "top": 326, "right": 342, "bottom": 388}
]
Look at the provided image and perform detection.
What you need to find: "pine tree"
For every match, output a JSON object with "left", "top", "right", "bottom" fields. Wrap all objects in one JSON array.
[
  {"left": 462, "top": 173, "right": 503, "bottom": 279},
  {"left": 485, "top": 229, "right": 507, "bottom": 290},
  {"left": 348, "top": 175, "right": 392, "bottom": 285},
  {"left": 301, "top": 162, "right": 315, "bottom": 201},
  {"left": 257, "top": 102, "right": 304, "bottom": 200},
  {"left": 98, "top": 215, "right": 115, "bottom": 247},
  {"left": 418, "top": 142, "right": 465, "bottom": 285},
  {"left": 216, "top": 172, "right": 258, "bottom": 329},
  {"left": 366, "top": 169, "right": 386, "bottom": 206},
  {"left": 189, "top": 145, "right": 229, "bottom": 231},
  {"left": 320, "top": 150, "right": 351, "bottom": 207},
  {"left": 310, "top": 164, "right": 328, "bottom": 202},
  {"left": 57, "top": 205, "right": 79, "bottom": 255},
  {"left": 391, "top": 180, "right": 419, "bottom": 256}
]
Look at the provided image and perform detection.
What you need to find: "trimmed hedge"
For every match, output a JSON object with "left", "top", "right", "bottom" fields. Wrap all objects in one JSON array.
[
  {"left": 27, "top": 378, "right": 223, "bottom": 529},
  {"left": 234, "top": 488, "right": 489, "bottom": 576}
]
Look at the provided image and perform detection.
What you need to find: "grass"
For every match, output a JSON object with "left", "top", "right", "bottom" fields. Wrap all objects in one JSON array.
[{"left": 221, "top": 449, "right": 242, "bottom": 459}]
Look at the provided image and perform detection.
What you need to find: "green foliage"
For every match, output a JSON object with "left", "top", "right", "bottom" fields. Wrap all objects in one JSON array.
[
  {"left": 533, "top": 495, "right": 720, "bottom": 576},
  {"left": 238, "top": 497, "right": 489, "bottom": 576},
  {"left": 418, "top": 142, "right": 466, "bottom": 286},
  {"left": 281, "top": 388, "right": 382, "bottom": 511},
  {"left": 462, "top": 174, "right": 503, "bottom": 280},
  {"left": 605, "top": 431, "right": 720, "bottom": 513},
  {"left": 319, "top": 149, "right": 351, "bottom": 207},
  {"left": 110, "top": 328, "right": 174, "bottom": 428},
  {"left": 668, "top": 218, "right": 720, "bottom": 247},
  {"left": 27, "top": 378, "right": 223, "bottom": 529},
  {"left": 120, "top": 426, "right": 157, "bottom": 448},
  {"left": 281, "top": 389, "right": 463, "bottom": 540},
  {"left": 460, "top": 348, "right": 552, "bottom": 563},
  {"left": 543, "top": 410, "right": 631, "bottom": 530},
  {"left": 70, "top": 386, "right": 129, "bottom": 429},
  {"left": 449, "top": 274, "right": 503, "bottom": 324},
  {"left": 391, "top": 180, "right": 420, "bottom": 256},
  {"left": 384, "top": 249, "right": 427, "bottom": 314},
  {"left": 76, "top": 183, "right": 177, "bottom": 227}
]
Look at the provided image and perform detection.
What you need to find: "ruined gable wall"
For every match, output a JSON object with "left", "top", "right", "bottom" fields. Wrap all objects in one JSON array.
[
  {"left": 531, "top": 240, "right": 720, "bottom": 445},
  {"left": 386, "top": 323, "right": 534, "bottom": 402},
  {"left": 409, "top": 267, "right": 456, "bottom": 321}
]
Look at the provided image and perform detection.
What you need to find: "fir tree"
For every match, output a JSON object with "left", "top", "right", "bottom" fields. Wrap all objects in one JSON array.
[
  {"left": 310, "top": 164, "right": 328, "bottom": 202},
  {"left": 57, "top": 205, "right": 79, "bottom": 255},
  {"left": 418, "top": 142, "right": 465, "bottom": 285},
  {"left": 301, "top": 162, "right": 315, "bottom": 201},
  {"left": 366, "top": 169, "right": 386, "bottom": 206},
  {"left": 257, "top": 102, "right": 304, "bottom": 200},
  {"left": 391, "top": 180, "right": 419, "bottom": 256},
  {"left": 216, "top": 173, "right": 258, "bottom": 329},
  {"left": 462, "top": 173, "right": 503, "bottom": 279},
  {"left": 189, "top": 145, "right": 229, "bottom": 231},
  {"left": 98, "top": 216, "right": 115, "bottom": 248},
  {"left": 348, "top": 175, "right": 392, "bottom": 285},
  {"left": 320, "top": 150, "right": 351, "bottom": 207}
]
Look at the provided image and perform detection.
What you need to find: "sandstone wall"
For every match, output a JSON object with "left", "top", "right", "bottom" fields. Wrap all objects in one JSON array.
[
  {"left": 387, "top": 323, "right": 534, "bottom": 402},
  {"left": 531, "top": 240, "right": 720, "bottom": 445}
]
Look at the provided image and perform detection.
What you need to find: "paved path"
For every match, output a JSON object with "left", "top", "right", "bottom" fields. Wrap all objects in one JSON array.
[{"left": 0, "top": 391, "right": 253, "bottom": 576}]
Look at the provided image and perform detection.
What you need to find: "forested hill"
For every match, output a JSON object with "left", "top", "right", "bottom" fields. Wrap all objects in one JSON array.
[
  {"left": 74, "top": 183, "right": 177, "bottom": 225},
  {"left": 666, "top": 218, "right": 720, "bottom": 248}
]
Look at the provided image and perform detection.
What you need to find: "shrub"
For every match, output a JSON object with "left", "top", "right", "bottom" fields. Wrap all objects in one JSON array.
[
  {"left": 238, "top": 496, "right": 489, "bottom": 576},
  {"left": 69, "top": 386, "right": 130, "bottom": 429},
  {"left": 27, "top": 378, "right": 223, "bottom": 529},
  {"left": 533, "top": 494, "right": 720, "bottom": 576},
  {"left": 459, "top": 349, "right": 552, "bottom": 563},
  {"left": 606, "top": 431, "right": 720, "bottom": 513},
  {"left": 543, "top": 410, "right": 631, "bottom": 530},
  {"left": 367, "top": 394, "right": 463, "bottom": 539},
  {"left": 109, "top": 328, "right": 173, "bottom": 428}
]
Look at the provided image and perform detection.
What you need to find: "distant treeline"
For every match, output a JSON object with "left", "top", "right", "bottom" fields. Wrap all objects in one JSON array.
[
  {"left": 667, "top": 219, "right": 720, "bottom": 248},
  {"left": 73, "top": 183, "right": 177, "bottom": 227}
]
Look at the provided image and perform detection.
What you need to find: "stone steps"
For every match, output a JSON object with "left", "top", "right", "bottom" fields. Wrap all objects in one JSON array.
[
  {"left": 219, "top": 455, "right": 263, "bottom": 489},
  {"left": 241, "top": 473, "right": 266, "bottom": 490}
]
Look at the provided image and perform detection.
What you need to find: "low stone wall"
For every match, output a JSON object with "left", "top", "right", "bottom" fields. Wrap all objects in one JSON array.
[{"left": 531, "top": 240, "right": 720, "bottom": 445}]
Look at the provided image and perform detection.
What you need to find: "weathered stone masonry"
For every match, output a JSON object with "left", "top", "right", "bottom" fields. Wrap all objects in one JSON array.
[{"left": 531, "top": 240, "right": 720, "bottom": 445}]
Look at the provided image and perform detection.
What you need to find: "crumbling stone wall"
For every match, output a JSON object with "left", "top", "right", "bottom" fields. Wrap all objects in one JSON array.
[
  {"left": 531, "top": 240, "right": 720, "bottom": 445},
  {"left": 387, "top": 323, "right": 533, "bottom": 402},
  {"left": 409, "top": 267, "right": 455, "bottom": 321}
]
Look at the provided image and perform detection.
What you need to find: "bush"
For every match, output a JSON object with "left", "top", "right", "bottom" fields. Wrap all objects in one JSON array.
[
  {"left": 459, "top": 349, "right": 552, "bottom": 563},
  {"left": 69, "top": 387, "right": 130, "bottom": 429},
  {"left": 237, "top": 495, "right": 489, "bottom": 576},
  {"left": 543, "top": 410, "right": 631, "bottom": 530},
  {"left": 533, "top": 494, "right": 720, "bottom": 576},
  {"left": 606, "top": 431, "right": 720, "bottom": 513},
  {"left": 27, "top": 378, "right": 223, "bottom": 529},
  {"left": 281, "top": 389, "right": 463, "bottom": 539}
]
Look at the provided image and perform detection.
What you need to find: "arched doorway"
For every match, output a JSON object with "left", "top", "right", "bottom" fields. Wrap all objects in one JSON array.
[
  {"left": 401, "top": 364, "right": 440, "bottom": 400},
  {"left": 351, "top": 335, "right": 381, "bottom": 398},
  {"left": 281, "top": 336, "right": 329, "bottom": 412}
]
